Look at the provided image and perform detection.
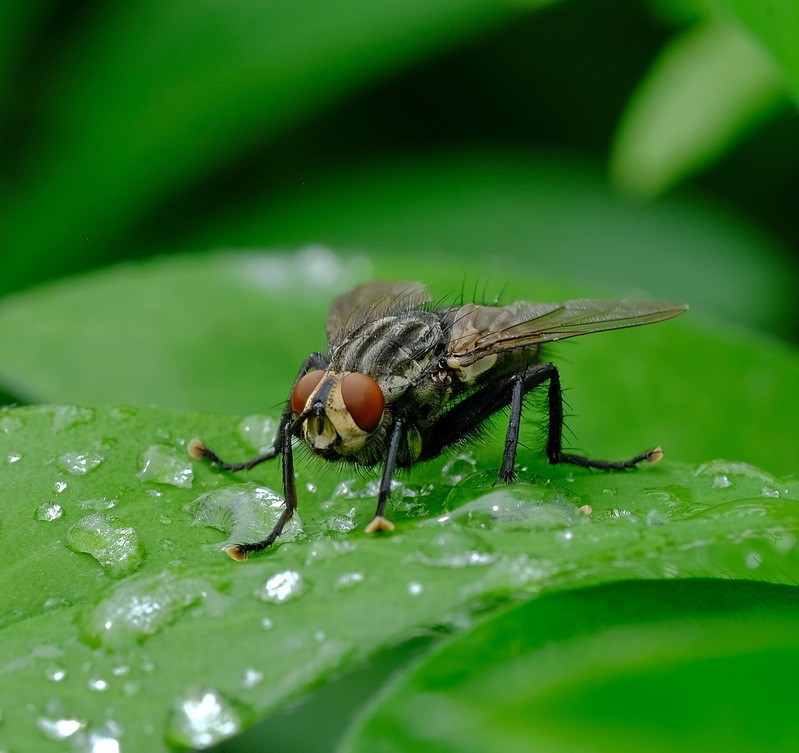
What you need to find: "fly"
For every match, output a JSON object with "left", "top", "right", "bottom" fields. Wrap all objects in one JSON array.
[{"left": 189, "top": 281, "right": 687, "bottom": 560}]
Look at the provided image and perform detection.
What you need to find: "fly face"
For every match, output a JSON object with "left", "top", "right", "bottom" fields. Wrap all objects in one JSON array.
[{"left": 290, "top": 369, "right": 385, "bottom": 459}]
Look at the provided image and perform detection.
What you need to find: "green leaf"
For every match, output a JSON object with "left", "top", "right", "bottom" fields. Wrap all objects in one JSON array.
[
  {"left": 610, "top": 19, "right": 788, "bottom": 198},
  {"left": 340, "top": 579, "right": 799, "bottom": 753},
  {"left": 0, "top": 248, "right": 798, "bottom": 475},
  {"left": 1, "top": 404, "right": 798, "bottom": 751},
  {"left": 0, "top": 1, "right": 524, "bottom": 294},
  {"left": 714, "top": 0, "right": 799, "bottom": 104}
]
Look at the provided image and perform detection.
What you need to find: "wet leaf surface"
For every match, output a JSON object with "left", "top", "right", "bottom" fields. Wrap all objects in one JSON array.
[{"left": 1, "top": 404, "right": 797, "bottom": 751}]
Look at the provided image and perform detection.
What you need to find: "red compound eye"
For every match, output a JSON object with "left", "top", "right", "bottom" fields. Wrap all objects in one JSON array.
[
  {"left": 291, "top": 370, "right": 324, "bottom": 415},
  {"left": 341, "top": 372, "right": 384, "bottom": 431}
]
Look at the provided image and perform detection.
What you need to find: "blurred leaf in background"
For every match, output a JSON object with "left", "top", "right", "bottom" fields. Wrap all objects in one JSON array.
[{"left": 1, "top": 0, "right": 798, "bottom": 339}]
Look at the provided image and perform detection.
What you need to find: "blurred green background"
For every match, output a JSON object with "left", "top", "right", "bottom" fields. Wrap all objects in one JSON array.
[{"left": 2, "top": 0, "right": 798, "bottom": 341}]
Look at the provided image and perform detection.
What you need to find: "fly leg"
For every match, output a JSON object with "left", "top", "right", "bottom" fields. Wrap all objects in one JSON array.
[
  {"left": 187, "top": 352, "right": 327, "bottom": 471},
  {"left": 364, "top": 418, "right": 406, "bottom": 534},
  {"left": 221, "top": 422, "right": 299, "bottom": 560},
  {"left": 418, "top": 363, "right": 661, "bottom": 481},
  {"left": 539, "top": 362, "right": 662, "bottom": 470}
]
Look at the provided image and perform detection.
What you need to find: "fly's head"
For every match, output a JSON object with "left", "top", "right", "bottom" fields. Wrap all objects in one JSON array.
[{"left": 290, "top": 370, "right": 385, "bottom": 459}]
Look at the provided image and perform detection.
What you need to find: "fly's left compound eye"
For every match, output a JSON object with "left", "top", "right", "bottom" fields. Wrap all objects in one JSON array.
[
  {"left": 341, "top": 372, "right": 384, "bottom": 432},
  {"left": 291, "top": 370, "right": 325, "bottom": 415}
]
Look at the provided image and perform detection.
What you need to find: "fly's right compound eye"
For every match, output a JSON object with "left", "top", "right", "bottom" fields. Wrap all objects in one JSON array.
[{"left": 291, "top": 370, "right": 324, "bottom": 414}]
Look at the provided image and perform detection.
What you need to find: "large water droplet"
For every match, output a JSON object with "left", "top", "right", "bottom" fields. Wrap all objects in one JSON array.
[
  {"left": 237, "top": 414, "right": 275, "bottom": 453},
  {"left": 694, "top": 460, "right": 777, "bottom": 484},
  {"left": 137, "top": 444, "right": 193, "bottom": 488},
  {"left": 82, "top": 570, "right": 228, "bottom": 648},
  {"left": 441, "top": 485, "right": 584, "bottom": 531},
  {"left": 190, "top": 483, "right": 302, "bottom": 552},
  {"left": 56, "top": 451, "right": 104, "bottom": 475},
  {"left": 256, "top": 570, "right": 305, "bottom": 604},
  {"left": 167, "top": 689, "right": 241, "bottom": 749},
  {"left": 66, "top": 513, "right": 144, "bottom": 578},
  {"left": 35, "top": 502, "right": 64, "bottom": 522},
  {"left": 416, "top": 529, "right": 496, "bottom": 568}
]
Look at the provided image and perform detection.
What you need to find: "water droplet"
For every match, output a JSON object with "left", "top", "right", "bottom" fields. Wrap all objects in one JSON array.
[
  {"left": 334, "top": 571, "right": 365, "bottom": 590},
  {"left": 137, "top": 444, "right": 194, "bottom": 487},
  {"left": 79, "top": 497, "right": 117, "bottom": 511},
  {"left": 333, "top": 477, "right": 402, "bottom": 500},
  {"left": 241, "top": 667, "right": 264, "bottom": 689},
  {"left": 51, "top": 406, "right": 94, "bottom": 431},
  {"left": 82, "top": 570, "right": 227, "bottom": 648},
  {"left": 256, "top": 570, "right": 305, "bottom": 604},
  {"left": 321, "top": 510, "right": 357, "bottom": 534},
  {"left": 54, "top": 480, "right": 68, "bottom": 493},
  {"left": 72, "top": 722, "right": 123, "bottom": 753},
  {"left": 66, "top": 513, "right": 144, "bottom": 578},
  {"left": 761, "top": 487, "right": 780, "bottom": 498},
  {"left": 694, "top": 460, "right": 777, "bottom": 484},
  {"left": 441, "top": 452, "right": 477, "bottom": 485},
  {"left": 56, "top": 451, "right": 104, "bottom": 475},
  {"left": 416, "top": 529, "right": 495, "bottom": 568},
  {"left": 44, "top": 663, "right": 68, "bottom": 682},
  {"left": 38, "top": 716, "right": 86, "bottom": 740},
  {"left": 190, "top": 483, "right": 302, "bottom": 551},
  {"left": 237, "top": 414, "right": 275, "bottom": 453},
  {"left": 712, "top": 475, "right": 732, "bottom": 489},
  {"left": 35, "top": 502, "right": 64, "bottom": 522},
  {"left": 306, "top": 482, "right": 318, "bottom": 493},
  {"left": 7, "top": 453, "right": 22, "bottom": 464},
  {"left": 88, "top": 678, "right": 109, "bottom": 692},
  {"left": 261, "top": 617, "right": 274, "bottom": 630},
  {"left": 0, "top": 415, "right": 22, "bottom": 433},
  {"left": 407, "top": 581, "right": 424, "bottom": 596},
  {"left": 167, "top": 689, "right": 241, "bottom": 749},
  {"left": 442, "top": 485, "right": 584, "bottom": 531}
]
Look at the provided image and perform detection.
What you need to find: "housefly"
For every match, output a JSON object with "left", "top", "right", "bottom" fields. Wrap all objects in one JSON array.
[{"left": 189, "top": 281, "right": 687, "bottom": 560}]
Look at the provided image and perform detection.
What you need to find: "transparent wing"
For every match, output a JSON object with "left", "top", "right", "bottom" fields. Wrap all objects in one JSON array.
[
  {"left": 446, "top": 299, "right": 687, "bottom": 364},
  {"left": 326, "top": 281, "right": 432, "bottom": 345}
]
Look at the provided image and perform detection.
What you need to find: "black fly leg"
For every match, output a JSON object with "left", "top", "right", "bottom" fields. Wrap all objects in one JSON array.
[
  {"left": 364, "top": 418, "right": 406, "bottom": 534},
  {"left": 225, "top": 422, "right": 299, "bottom": 560},
  {"left": 418, "top": 363, "right": 661, "bottom": 481},
  {"left": 188, "top": 352, "right": 327, "bottom": 471},
  {"left": 498, "top": 373, "right": 525, "bottom": 482},
  {"left": 188, "top": 408, "right": 290, "bottom": 471},
  {"left": 541, "top": 363, "right": 662, "bottom": 469}
]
